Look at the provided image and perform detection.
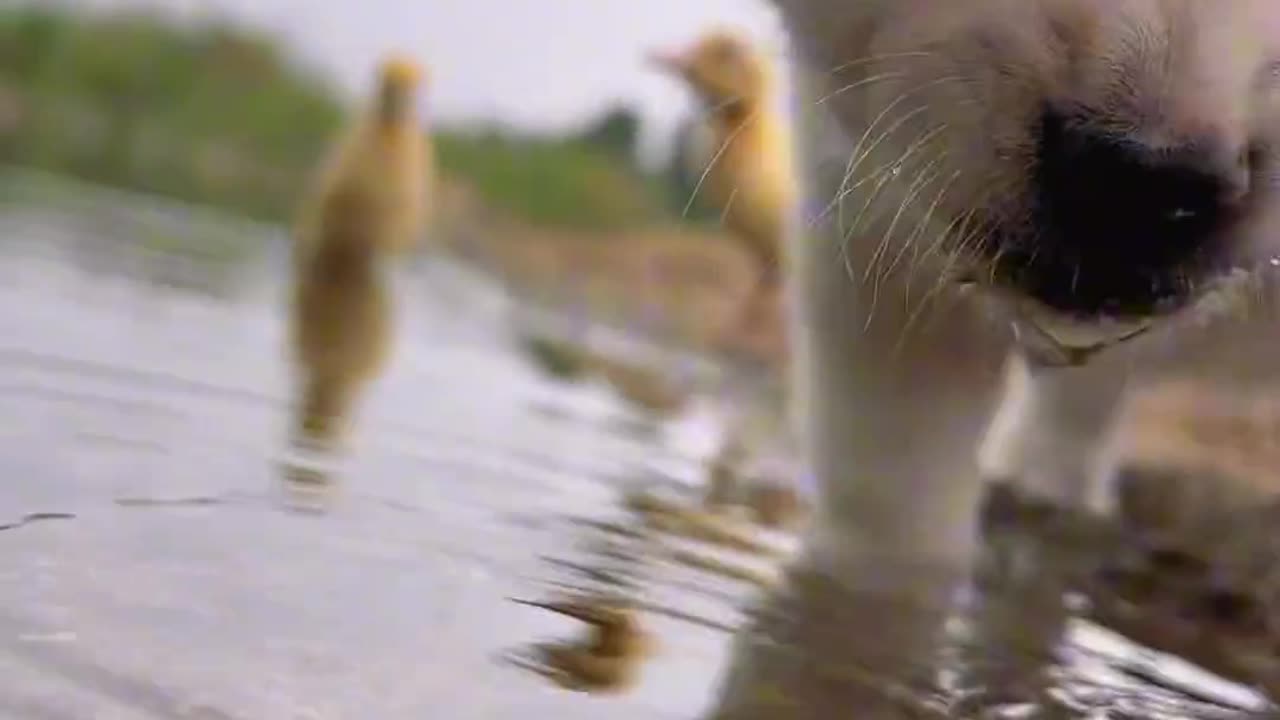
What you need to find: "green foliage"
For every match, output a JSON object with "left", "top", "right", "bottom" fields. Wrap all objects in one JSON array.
[
  {"left": 436, "top": 129, "right": 670, "bottom": 231},
  {"left": 0, "top": 5, "right": 67, "bottom": 78},
  {"left": 0, "top": 4, "right": 344, "bottom": 222},
  {"left": 662, "top": 117, "right": 724, "bottom": 226},
  {"left": 0, "top": 3, "right": 690, "bottom": 232},
  {"left": 578, "top": 105, "right": 641, "bottom": 159}
]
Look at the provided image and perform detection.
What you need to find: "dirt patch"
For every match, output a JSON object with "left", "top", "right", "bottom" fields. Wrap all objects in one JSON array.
[
  {"left": 1117, "top": 380, "right": 1280, "bottom": 540},
  {"left": 439, "top": 205, "right": 787, "bottom": 369}
]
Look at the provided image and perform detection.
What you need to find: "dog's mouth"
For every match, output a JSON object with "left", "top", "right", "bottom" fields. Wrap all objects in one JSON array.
[
  {"left": 957, "top": 264, "right": 1262, "bottom": 368},
  {"left": 1004, "top": 304, "right": 1156, "bottom": 368},
  {"left": 955, "top": 275, "right": 1156, "bottom": 367}
]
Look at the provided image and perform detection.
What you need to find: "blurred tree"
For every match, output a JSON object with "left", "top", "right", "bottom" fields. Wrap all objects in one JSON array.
[
  {"left": 0, "top": 5, "right": 65, "bottom": 78},
  {"left": 435, "top": 129, "right": 669, "bottom": 231},
  {"left": 663, "top": 116, "right": 722, "bottom": 225},
  {"left": 59, "top": 15, "right": 189, "bottom": 177},
  {"left": 0, "top": 5, "right": 348, "bottom": 220},
  {"left": 0, "top": 4, "right": 697, "bottom": 232},
  {"left": 577, "top": 104, "right": 640, "bottom": 159}
]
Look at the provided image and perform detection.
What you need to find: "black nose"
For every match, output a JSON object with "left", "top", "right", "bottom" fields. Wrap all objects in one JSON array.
[{"left": 1011, "top": 108, "right": 1248, "bottom": 316}]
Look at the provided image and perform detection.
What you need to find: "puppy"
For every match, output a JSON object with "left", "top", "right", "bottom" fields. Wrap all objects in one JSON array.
[{"left": 707, "top": 1, "right": 1280, "bottom": 716}]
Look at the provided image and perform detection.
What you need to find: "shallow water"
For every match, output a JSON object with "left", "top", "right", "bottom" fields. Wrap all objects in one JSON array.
[
  {"left": 0, "top": 188, "right": 1272, "bottom": 719},
  {"left": 0, "top": 204, "right": 755, "bottom": 719}
]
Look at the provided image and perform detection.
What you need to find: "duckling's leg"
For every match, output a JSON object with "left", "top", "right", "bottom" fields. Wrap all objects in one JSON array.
[
  {"left": 705, "top": 362, "right": 787, "bottom": 513},
  {"left": 280, "top": 371, "right": 365, "bottom": 507},
  {"left": 293, "top": 371, "right": 364, "bottom": 455},
  {"left": 704, "top": 383, "right": 759, "bottom": 511}
]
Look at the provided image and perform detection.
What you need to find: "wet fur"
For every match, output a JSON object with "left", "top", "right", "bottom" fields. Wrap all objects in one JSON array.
[
  {"left": 289, "top": 63, "right": 430, "bottom": 450},
  {"left": 707, "top": 2, "right": 1280, "bottom": 716}
]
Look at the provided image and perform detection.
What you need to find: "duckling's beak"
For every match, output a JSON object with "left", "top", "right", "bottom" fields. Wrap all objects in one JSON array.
[{"left": 645, "top": 49, "right": 690, "bottom": 77}]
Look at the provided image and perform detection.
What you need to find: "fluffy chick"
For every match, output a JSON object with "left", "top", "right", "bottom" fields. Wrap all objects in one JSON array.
[
  {"left": 289, "top": 54, "right": 432, "bottom": 453},
  {"left": 651, "top": 31, "right": 800, "bottom": 519},
  {"left": 648, "top": 29, "right": 796, "bottom": 287}
]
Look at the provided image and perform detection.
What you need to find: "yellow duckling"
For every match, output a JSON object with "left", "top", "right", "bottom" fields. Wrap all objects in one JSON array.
[
  {"left": 288, "top": 54, "right": 433, "bottom": 456},
  {"left": 651, "top": 31, "right": 801, "bottom": 516},
  {"left": 648, "top": 29, "right": 796, "bottom": 289}
]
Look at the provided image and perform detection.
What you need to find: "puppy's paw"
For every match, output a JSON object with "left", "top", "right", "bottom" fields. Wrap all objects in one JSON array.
[{"left": 976, "top": 478, "right": 1120, "bottom": 590}]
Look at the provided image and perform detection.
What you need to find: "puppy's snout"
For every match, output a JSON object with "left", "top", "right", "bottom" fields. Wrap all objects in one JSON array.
[
  {"left": 1010, "top": 107, "right": 1252, "bottom": 316},
  {"left": 1034, "top": 109, "right": 1248, "bottom": 261}
]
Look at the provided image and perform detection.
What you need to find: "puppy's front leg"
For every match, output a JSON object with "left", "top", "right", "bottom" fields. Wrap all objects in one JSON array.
[
  {"left": 706, "top": 213, "right": 1015, "bottom": 717},
  {"left": 978, "top": 352, "right": 1129, "bottom": 516}
]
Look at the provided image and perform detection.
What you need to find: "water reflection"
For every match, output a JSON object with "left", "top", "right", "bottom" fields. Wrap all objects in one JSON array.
[
  {"left": 712, "top": 556, "right": 1263, "bottom": 717},
  {"left": 707, "top": 480, "right": 1276, "bottom": 718}
]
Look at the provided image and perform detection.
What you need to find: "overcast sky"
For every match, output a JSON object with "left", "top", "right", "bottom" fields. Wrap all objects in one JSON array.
[{"left": 68, "top": 0, "right": 788, "bottom": 164}]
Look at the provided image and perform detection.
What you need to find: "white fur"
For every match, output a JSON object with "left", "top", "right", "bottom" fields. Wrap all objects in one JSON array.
[
  {"left": 703, "top": 1, "right": 1280, "bottom": 716},
  {"left": 976, "top": 353, "right": 1127, "bottom": 512}
]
